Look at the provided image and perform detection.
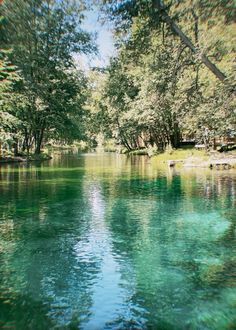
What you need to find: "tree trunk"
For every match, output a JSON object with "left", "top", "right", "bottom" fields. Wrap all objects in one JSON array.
[
  {"left": 153, "top": 0, "right": 227, "bottom": 82},
  {"left": 13, "top": 138, "right": 18, "bottom": 157},
  {"left": 122, "top": 135, "right": 132, "bottom": 151},
  {"left": 34, "top": 128, "right": 44, "bottom": 155},
  {"left": 170, "top": 122, "right": 181, "bottom": 148},
  {"left": 213, "top": 137, "right": 217, "bottom": 150},
  {"left": 23, "top": 129, "right": 31, "bottom": 157}
]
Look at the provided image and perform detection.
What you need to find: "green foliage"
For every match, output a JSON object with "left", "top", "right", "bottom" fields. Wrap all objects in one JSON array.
[
  {"left": 91, "top": 0, "right": 236, "bottom": 152},
  {"left": 1, "top": 0, "right": 235, "bottom": 156},
  {"left": 0, "top": 0, "right": 96, "bottom": 155},
  {"left": 0, "top": 49, "right": 23, "bottom": 152}
]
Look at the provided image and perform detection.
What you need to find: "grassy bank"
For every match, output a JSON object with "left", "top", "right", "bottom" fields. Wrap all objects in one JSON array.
[
  {"left": 151, "top": 147, "right": 236, "bottom": 169},
  {"left": 0, "top": 153, "right": 52, "bottom": 164},
  {"left": 152, "top": 147, "right": 208, "bottom": 162}
]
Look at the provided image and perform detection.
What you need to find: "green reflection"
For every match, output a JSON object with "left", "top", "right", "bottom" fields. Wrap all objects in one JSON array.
[{"left": 0, "top": 153, "right": 236, "bottom": 329}]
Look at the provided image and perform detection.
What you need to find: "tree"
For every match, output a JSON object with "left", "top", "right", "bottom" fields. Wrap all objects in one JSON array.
[
  {"left": 99, "top": 0, "right": 235, "bottom": 86},
  {"left": 94, "top": 0, "right": 235, "bottom": 151},
  {"left": 0, "top": 45, "right": 23, "bottom": 156},
  {"left": 1, "top": 0, "right": 96, "bottom": 154}
]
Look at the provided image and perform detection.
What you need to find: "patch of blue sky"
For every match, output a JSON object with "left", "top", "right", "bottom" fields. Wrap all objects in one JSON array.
[{"left": 74, "top": 8, "right": 115, "bottom": 70}]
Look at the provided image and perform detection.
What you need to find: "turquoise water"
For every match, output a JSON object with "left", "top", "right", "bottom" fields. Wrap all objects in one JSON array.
[{"left": 0, "top": 153, "right": 236, "bottom": 330}]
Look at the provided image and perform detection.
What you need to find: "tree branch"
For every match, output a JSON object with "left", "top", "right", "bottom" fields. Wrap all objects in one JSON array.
[{"left": 153, "top": 0, "right": 227, "bottom": 83}]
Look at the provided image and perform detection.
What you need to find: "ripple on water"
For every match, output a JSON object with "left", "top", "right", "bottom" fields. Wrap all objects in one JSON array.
[{"left": 0, "top": 153, "right": 236, "bottom": 329}]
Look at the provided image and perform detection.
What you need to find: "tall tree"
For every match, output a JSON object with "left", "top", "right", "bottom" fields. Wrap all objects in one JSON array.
[
  {"left": 0, "top": 18, "right": 23, "bottom": 157},
  {"left": 99, "top": 0, "right": 235, "bottom": 86},
  {"left": 1, "top": 0, "right": 95, "bottom": 154},
  {"left": 92, "top": 0, "right": 235, "bottom": 151}
]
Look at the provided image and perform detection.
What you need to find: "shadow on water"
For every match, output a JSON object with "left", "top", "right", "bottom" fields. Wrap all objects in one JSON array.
[{"left": 0, "top": 295, "right": 53, "bottom": 330}]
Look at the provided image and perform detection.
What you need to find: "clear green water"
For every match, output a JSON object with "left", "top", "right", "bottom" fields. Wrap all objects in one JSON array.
[{"left": 0, "top": 153, "right": 236, "bottom": 330}]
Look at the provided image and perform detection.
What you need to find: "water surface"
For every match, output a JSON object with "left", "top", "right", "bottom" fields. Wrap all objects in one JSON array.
[{"left": 0, "top": 153, "right": 236, "bottom": 329}]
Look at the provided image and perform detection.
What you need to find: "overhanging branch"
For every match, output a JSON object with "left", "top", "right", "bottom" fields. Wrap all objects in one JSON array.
[{"left": 153, "top": 0, "right": 227, "bottom": 82}]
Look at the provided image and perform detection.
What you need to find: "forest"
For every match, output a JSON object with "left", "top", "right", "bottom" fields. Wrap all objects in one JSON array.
[
  {"left": 1, "top": 2, "right": 236, "bottom": 329},
  {"left": 0, "top": 0, "right": 236, "bottom": 157}
]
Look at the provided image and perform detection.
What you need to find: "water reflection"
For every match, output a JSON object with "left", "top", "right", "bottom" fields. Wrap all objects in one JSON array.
[{"left": 0, "top": 153, "right": 236, "bottom": 329}]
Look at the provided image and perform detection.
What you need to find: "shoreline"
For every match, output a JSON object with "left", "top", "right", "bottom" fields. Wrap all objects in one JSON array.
[
  {"left": 1, "top": 149, "right": 236, "bottom": 170},
  {"left": 0, "top": 154, "right": 52, "bottom": 164}
]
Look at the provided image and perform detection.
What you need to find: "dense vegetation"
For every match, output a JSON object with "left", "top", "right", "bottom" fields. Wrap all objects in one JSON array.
[
  {"left": 0, "top": 0, "right": 235, "bottom": 157},
  {"left": 0, "top": 0, "right": 95, "bottom": 156},
  {"left": 88, "top": 0, "right": 236, "bottom": 152}
]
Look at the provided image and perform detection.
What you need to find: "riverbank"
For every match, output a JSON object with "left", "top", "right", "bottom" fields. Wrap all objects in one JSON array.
[
  {"left": 152, "top": 148, "right": 236, "bottom": 169},
  {"left": 1, "top": 147, "right": 236, "bottom": 170},
  {"left": 0, "top": 153, "right": 52, "bottom": 164}
]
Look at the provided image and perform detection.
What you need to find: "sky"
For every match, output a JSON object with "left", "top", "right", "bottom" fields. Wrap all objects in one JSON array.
[{"left": 74, "top": 7, "right": 115, "bottom": 70}]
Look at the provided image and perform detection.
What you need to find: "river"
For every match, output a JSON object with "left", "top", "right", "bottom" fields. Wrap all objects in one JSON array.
[{"left": 0, "top": 152, "right": 235, "bottom": 329}]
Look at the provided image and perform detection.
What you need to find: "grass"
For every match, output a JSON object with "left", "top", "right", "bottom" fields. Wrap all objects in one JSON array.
[
  {"left": 129, "top": 149, "right": 149, "bottom": 155},
  {"left": 152, "top": 146, "right": 208, "bottom": 163},
  {"left": 103, "top": 146, "right": 117, "bottom": 152}
]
